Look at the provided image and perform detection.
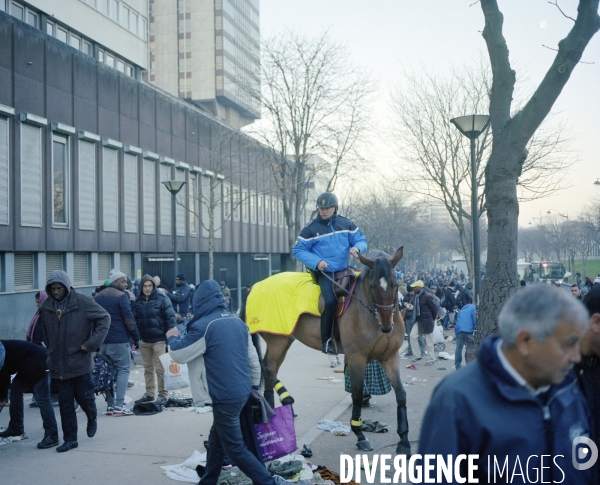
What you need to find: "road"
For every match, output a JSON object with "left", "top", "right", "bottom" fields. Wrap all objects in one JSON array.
[{"left": 0, "top": 335, "right": 459, "bottom": 484}]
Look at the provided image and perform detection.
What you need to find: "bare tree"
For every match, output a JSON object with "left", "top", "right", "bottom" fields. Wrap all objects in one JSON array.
[
  {"left": 478, "top": 0, "right": 599, "bottom": 343},
  {"left": 389, "top": 61, "right": 576, "bottom": 280},
  {"left": 247, "top": 30, "right": 373, "bottom": 267}
]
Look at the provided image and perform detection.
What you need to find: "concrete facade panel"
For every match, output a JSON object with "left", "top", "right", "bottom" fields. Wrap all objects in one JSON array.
[{"left": 47, "top": 86, "right": 73, "bottom": 125}]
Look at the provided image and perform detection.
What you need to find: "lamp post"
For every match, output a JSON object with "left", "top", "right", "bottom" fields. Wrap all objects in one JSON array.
[
  {"left": 450, "top": 114, "right": 490, "bottom": 305},
  {"left": 162, "top": 180, "right": 186, "bottom": 281}
]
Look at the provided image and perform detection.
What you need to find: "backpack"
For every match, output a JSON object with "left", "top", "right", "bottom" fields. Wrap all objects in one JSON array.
[{"left": 92, "top": 353, "right": 114, "bottom": 395}]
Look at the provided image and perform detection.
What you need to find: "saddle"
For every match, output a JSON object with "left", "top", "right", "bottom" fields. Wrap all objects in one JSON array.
[{"left": 318, "top": 268, "right": 359, "bottom": 317}]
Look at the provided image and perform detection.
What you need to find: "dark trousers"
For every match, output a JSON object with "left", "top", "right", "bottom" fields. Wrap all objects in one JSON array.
[
  {"left": 201, "top": 400, "right": 275, "bottom": 485},
  {"left": 404, "top": 317, "right": 425, "bottom": 355},
  {"left": 318, "top": 272, "right": 337, "bottom": 342},
  {"left": 53, "top": 373, "right": 97, "bottom": 442},
  {"left": 7, "top": 373, "right": 57, "bottom": 437}
]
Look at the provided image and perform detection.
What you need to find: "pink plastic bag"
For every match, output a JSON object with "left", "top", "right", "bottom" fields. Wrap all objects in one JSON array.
[{"left": 254, "top": 404, "right": 297, "bottom": 461}]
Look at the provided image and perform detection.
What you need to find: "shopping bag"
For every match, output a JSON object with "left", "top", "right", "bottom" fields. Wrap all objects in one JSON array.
[
  {"left": 254, "top": 404, "right": 297, "bottom": 461},
  {"left": 432, "top": 323, "right": 444, "bottom": 345},
  {"left": 159, "top": 352, "right": 190, "bottom": 391},
  {"left": 92, "top": 353, "right": 114, "bottom": 395}
]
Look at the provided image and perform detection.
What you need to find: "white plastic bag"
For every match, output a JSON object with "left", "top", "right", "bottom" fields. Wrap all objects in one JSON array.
[
  {"left": 432, "top": 324, "right": 444, "bottom": 345},
  {"left": 159, "top": 353, "right": 190, "bottom": 391}
]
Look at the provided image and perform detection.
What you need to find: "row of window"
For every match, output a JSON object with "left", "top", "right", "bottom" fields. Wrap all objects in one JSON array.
[
  {"left": 5, "top": 251, "right": 133, "bottom": 291},
  {"left": 80, "top": 0, "right": 147, "bottom": 40},
  {"left": 0, "top": 111, "right": 287, "bottom": 238},
  {"left": 1, "top": 0, "right": 137, "bottom": 78}
]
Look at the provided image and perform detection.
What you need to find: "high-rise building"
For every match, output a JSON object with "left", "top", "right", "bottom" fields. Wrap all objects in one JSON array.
[{"left": 148, "top": 0, "right": 260, "bottom": 129}]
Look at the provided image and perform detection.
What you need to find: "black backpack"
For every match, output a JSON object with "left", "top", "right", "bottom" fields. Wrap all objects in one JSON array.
[{"left": 92, "top": 353, "right": 114, "bottom": 396}]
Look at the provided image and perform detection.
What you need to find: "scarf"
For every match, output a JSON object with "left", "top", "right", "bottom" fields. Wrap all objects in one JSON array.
[
  {"left": 26, "top": 291, "right": 48, "bottom": 341},
  {"left": 413, "top": 292, "right": 421, "bottom": 318}
]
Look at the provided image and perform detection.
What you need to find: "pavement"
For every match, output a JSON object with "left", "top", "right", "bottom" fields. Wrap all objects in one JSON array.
[{"left": 0, "top": 331, "right": 460, "bottom": 485}]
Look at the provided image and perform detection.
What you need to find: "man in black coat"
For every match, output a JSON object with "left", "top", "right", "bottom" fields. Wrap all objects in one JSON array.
[
  {"left": 0, "top": 340, "right": 59, "bottom": 449},
  {"left": 133, "top": 274, "right": 176, "bottom": 405},
  {"left": 41, "top": 270, "right": 110, "bottom": 452},
  {"left": 409, "top": 280, "right": 438, "bottom": 365}
]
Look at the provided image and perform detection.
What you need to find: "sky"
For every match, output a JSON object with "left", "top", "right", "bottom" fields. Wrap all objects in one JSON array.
[{"left": 259, "top": 0, "right": 600, "bottom": 226}]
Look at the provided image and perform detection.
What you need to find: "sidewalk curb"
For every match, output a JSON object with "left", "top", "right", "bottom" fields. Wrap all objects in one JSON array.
[{"left": 295, "top": 394, "right": 352, "bottom": 451}]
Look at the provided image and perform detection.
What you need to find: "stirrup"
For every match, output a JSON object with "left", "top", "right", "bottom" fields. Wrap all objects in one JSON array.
[{"left": 322, "top": 338, "right": 337, "bottom": 355}]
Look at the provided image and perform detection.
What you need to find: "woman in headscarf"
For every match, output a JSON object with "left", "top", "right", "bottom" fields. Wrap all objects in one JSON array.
[{"left": 26, "top": 291, "right": 48, "bottom": 346}]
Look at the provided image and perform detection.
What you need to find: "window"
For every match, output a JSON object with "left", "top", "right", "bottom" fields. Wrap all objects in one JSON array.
[
  {"left": 45, "top": 253, "right": 64, "bottom": 280},
  {"left": 14, "top": 253, "right": 34, "bottom": 290},
  {"left": 140, "top": 17, "right": 146, "bottom": 40},
  {"left": 109, "top": 0, "right": 118, "bottom": 21},
  {"left": 214, "top": 181, "right": 222, "bottom": 239},
  {"left": 159, "top": 164, "right": 171, "bottom": 235},
  {"left": 257, "top": 193, "right": 264, "bottom": 225},
  {"left": 241, "top": 189, "right": 248, "bottom": 223},
  {"left": 83, "top": 40, "right": 92, "bottom": 56},
  {"left": 46, "top": 21, "right": 53, "bottom": 36},
  {"left": 232, "top": 185, "right": 240, "bottom": 221},
  {"left": 102, "top": 147, "right": 118, "bottom": 232},
  {"left": 271, "top": 196, "right": 277, "bottom": 226},
  {"left": 86, "top": 0, "right": 96, "bottom": 7},
  {"left": 126, "top": 65, "right": 133, "bottom": 77},
  {"left": 264, "top": 195, "right": 270, "bottom": 225},
  {"left": 78, "top": 140, "right": 96, "bottom": 230},
  {"left": 10, "top": 2, "right": 24, "bottom": 21},
  {"left": 279, "top": 199, "right": 284, "bottom": 227},
  {"left": 201, "top": 176, "right": 210, "bottom": 237},
  {"left": 52, "top": 136, "right": 69, "bottom": 226},
  {"left": 175, "top": 168, "right": 186, "bottom": 236},
  {"left": 130, "top": 11, "right": 138, "bottom": 35},
  {"left": 98, "top": 0, "right": 108, "bottom": 15},
  {"left": 142, "top": 159, "right": 155, "bottom": 234},
  {"left": 98, "top": 50, "right": 104, "bottom": 63},
  {"left": 21, "top": 123, "right": 43, "bottom": 227},
  {"left": 223, "top": 184, "right": 231, "bottom": 220},
  {"left": 26, "top": 10, "right": 37, "bottom": 28},
  {"left": 120, "top": 253, "right": 132, "bottom": 278},
  {"left": 73, "top": 253, "right": 89, "bottom": 285},
  {"left": 69, "top": 34, "right": 80, "bottom": 50},
  {"left": 97, "top": 252, "right": 112, "bottom": 283},
  {"left": 120, "top": 3, "right": 129, "bottom": 28},
  {"left": 0, "top": 1, "right": 5, "bottom": 12},
  {"left": 189, "top": 172, "right": 198, "bottom": 235},
  {"left": 124, "top": 153, "right": 138, "bottom": 233},
  {"left": 0, "top": 117, "right": 9, "bottom": 225},
  {"left": 250, "top": 191, "right": 256, "bottom": 224},
  {"left": 116, "top": 60, "right": 125, "bottom": 73},
  {"left": 106, "top": 53, "right": 115, "bottom": 68},
  {"left": 56, "top": 27, "right": 68, "bottom": 43}
]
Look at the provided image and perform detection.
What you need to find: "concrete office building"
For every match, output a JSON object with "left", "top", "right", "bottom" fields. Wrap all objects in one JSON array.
[
  {"left": 148, "top": 0, "right": 260, "bottom": 129},
  {"left": 0, "top": 9, "right": 289, "bottom": 339}
]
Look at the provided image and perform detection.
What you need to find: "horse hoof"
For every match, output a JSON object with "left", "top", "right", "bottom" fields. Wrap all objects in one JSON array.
[
  {"left": 396, "top": 443, "right": 411, "bottom": 457},
  {"left": 356, "top": 439, "right": 374, "bottom": 451}
]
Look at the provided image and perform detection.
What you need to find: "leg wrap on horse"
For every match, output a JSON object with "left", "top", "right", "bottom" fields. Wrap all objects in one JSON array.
[
  {"left": 350, "top": 409, "right": 367, "bottom": 443},
  {"left": 274, "top": 381, "right": 294, "bottom": 405},
  {"left": 264, "top": 390, "right": 275, "bottom": 408},
  {"left": 396, "top": 400, "right": 409, "bottom": 436}
]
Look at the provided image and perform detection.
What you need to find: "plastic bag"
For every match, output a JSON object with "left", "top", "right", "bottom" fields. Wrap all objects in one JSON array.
[
  {"left": 254, "top": 404, "right": 297, "bottom": 461},
  {"left": 159, "top": 352, "right": 190, "bottom": 391}
]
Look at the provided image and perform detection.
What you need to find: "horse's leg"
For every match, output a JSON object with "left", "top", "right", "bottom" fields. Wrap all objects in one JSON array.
[
  {"left": 347, "top": 356, "right": 373, "bottom": 451},
  {"left": 261, "top": 334, "right": 285, "bottom": 408},
  {"left": 273, "top": 337, "right": 295, "bottom": 406},
  {"left": 381, "top": 353, "right": 411, "bottom": 457}
]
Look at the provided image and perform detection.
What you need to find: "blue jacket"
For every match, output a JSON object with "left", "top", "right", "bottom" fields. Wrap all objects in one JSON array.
[
  {"left": 168, "top": 282, "right": 191, "bottom": 314},
  {"left": 292, "top": 213, "right": 367, "bottom": 273},
  {"left": 454, "top": 303, "right": 476, "bottom": 333},
  {"left": 419, "top": 334, "right": 596, "bottom": 484},
  {"left": 167, "top": 280, "right": 260, "bottom": 405},
  {"left": 95, "top": 285, "right": 140, "bottom": 344}
]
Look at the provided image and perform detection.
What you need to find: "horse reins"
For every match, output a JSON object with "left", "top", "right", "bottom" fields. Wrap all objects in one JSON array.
[{"left": 318, "top": 270, "right": 398, "bottom": 322}]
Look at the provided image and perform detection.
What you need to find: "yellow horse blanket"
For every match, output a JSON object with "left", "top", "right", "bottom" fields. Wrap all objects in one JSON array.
[{"left": 246, "top": 272, "right": 321, "bottom": 336}]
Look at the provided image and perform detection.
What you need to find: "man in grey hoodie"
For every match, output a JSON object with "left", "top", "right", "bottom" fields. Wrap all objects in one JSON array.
[{"left": 40, "top": 270, "right": 110, "bottom": 452}]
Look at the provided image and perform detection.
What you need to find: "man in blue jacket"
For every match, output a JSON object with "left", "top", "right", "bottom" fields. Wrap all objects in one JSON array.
[
  {"left": 167, "top": 273, "right": 191, "bottom": 315},
  {"left": 95, "top": 270, "right": 140, "bottom": 416},
  {"left": 419, "top": 285, "right": 596, "bottom": 484},
  {"left": 454, "top": 295, "right": 476, "bottom": 369},
  {"left": 293, "top": 192, "right": 368, "bottom": 354},
  {"left": 166, "top": 280, "right": 276, "bottom": 485}
]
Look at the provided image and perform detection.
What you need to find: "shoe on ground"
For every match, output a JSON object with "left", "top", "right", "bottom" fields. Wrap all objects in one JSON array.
[
  {"left": 0, "top": 429, "right": 23, "bottom": 438},
  {"left": 37, "top": 435, "right": 59, "bottom": 449},
  {"left": 56, "top": 441, "right": 78, "bottom": 453},
  {"left": 29, "top": 401, "right": 39, "bottom": 408},
  {"left": 127, "top": 381, "right": 135, "bottom": 389},
  {"left": 134, "top": 394, "right": 154, "bottom": 404},
  {"left": 105, "top": 407, "right": 114, "bottom": 416},
  {"left": 155, "top": 395, "right": 168, "bottom": 406},
  {"left": 51, "top": 395, "right": 59, "bottom": 406},
  {"left": 87, "top": 418, "right": 97, "bottom": 438},
  {"left": 113, "top": 405, "right": 134, "bottom": 416},
  {"left": 411, "top": 357, "right": 422, "bottom": 363}
]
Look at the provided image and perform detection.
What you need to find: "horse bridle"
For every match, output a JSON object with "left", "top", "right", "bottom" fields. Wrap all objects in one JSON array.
[{"left": 319, "top": 270, "right": 398, "bottom": 330}]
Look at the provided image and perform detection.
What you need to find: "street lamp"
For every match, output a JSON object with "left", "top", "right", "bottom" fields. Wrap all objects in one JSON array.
[
  {"left": 450, "top": 114, "right": 490, "bottom": 305},
  {"left": 162, "top": 180, "right": 186, "bottom": 281}
]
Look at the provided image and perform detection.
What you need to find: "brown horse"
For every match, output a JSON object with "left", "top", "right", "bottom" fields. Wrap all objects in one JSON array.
[{"left": 248, "top": 247, "right": 410, "bottom": 455}]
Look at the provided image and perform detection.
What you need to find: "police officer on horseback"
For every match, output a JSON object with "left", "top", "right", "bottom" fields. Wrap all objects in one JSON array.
[{"left": 293, "top": 192, "right": 368, "bottom": 354}]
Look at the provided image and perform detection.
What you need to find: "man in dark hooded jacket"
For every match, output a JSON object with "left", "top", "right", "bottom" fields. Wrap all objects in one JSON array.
[
  {"left": 40, "top": 270, "right": 110, "bottom": 452},
  {"left": 166, "top": 280, "right": 276, "bottom": 485},
  {"left": 133, "top": 274, "right": 176, "bottom": 405}
]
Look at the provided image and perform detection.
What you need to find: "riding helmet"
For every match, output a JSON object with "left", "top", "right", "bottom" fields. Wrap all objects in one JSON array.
[{"left": 316, "top": 192, "right": 338, "bottom": 209}]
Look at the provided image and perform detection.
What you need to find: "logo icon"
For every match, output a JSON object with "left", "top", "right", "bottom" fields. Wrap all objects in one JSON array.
[{"left": 572, "top": 436, "right": 598, "bottom": 471}]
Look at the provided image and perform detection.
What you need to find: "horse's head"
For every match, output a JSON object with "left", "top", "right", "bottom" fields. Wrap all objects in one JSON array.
[{"left": 358, "top": 247, "right": 404, "bottom": 333}]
